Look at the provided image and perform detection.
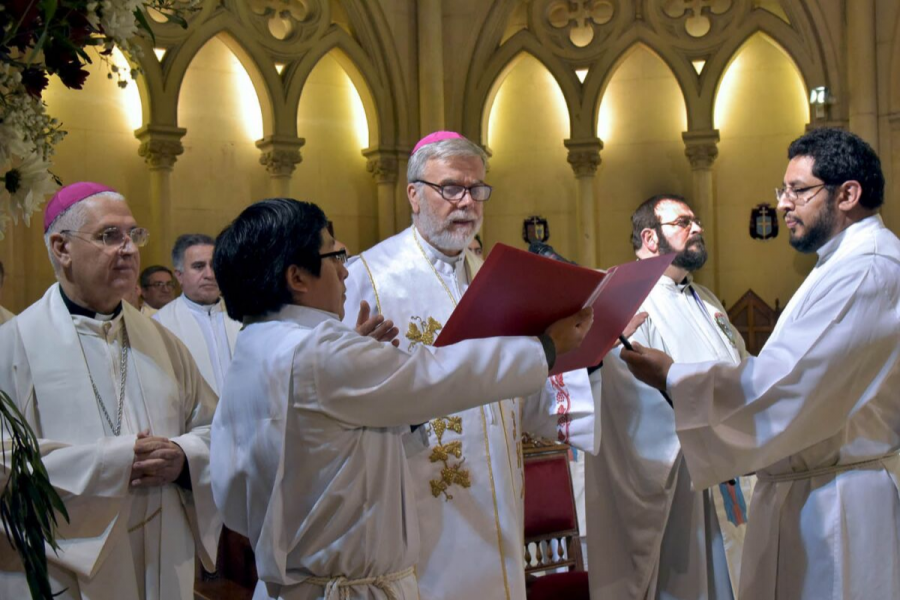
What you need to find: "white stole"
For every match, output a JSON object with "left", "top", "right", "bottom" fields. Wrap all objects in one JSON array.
[{"left": 154, "top": 296, "right": 239, "bottom": 393}]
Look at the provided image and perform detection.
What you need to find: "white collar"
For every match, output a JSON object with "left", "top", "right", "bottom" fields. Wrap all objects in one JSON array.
[{"left": 182, "top": 294, "right": 222, "bottom": 315}]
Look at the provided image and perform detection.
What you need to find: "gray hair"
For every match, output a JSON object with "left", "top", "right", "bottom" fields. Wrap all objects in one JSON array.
[
  {"left": 43, "top": 191, "right": 126, "bottom": 273},
  {"left": 172, "top": 233, "right": 215, "bottom": 271},
  {"left": 407, "top": 137, "right": 489, "bottom": 183}
]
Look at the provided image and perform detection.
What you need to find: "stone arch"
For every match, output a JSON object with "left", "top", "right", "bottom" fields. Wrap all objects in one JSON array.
[
  {"left": 464, "top": 29, "right": 582, "bottom": 145},
  {"left": 702, "top": 13, "right": 826, "bottom": 131},
  {"left": 284, "top": 28, "right": 385, "bottom": 148},
  {"left": 157, "top": 12, "right": 280, "bottom": 137},
  {"left": 582, "top": 37, "right": 694, "bottom": 136}
]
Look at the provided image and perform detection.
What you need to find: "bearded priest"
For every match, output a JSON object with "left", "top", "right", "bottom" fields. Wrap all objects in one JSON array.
[
  {"left": 0, "top": 182, "right": 221, "bottom": 600},
  {"left": 342, "top": 132, "right": 600, "bottom": 600}
]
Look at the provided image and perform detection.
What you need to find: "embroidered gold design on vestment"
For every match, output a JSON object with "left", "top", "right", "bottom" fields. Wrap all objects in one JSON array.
[
  {"left": 406, "top": 316, "right": 443, "bottom": 350},
  {"left": 428, "top": 416, "right": 471, "bottom": 500}
]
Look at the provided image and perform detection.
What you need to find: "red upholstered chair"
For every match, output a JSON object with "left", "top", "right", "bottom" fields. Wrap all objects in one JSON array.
[{"left": 523, "top": 438, "right": 590, "bottom": 600}]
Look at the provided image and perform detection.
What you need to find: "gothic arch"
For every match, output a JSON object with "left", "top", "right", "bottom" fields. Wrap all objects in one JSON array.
[
  {"left": 464, "top": 30, "right": 582, "bottom": 145},
  {"left": 284, "top": 28, "right": 386, "bottom": 148},
  {"left": 162, "top": 13, "right": 280, "bottom": 137},
  {"left": 703, "top": 18, "right": 822, "bottom": 132},
  {"left": 582, "top": 36, "right": 694, "bottom": 136}
]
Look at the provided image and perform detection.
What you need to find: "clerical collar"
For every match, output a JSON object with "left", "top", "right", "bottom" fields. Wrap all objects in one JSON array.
[
  {"left": 182, "top": 294, "right": 222, "bottom": 315},
  {"left": 660, "top": 272, "right": 694, "bottom": 291},
  {"left": 414, "top": 226, "right": 466, "bottom": 267},
  {"left": 59, "top": 286, "right": 122, "bottom": 321}
]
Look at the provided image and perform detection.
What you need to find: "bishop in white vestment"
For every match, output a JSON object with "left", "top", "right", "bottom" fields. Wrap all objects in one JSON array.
[
  {"left": 208, "top": 199, "right": 593, "bottom": 600},
  {"left": 587, "top": 194, "right": 752, "bottom": 600},
  {"left": 344, "top": 132, "right": 598, "bottom": 600},
  {"left": 0, "top": 183, "right": 220, "bottom": 600},
  {"left": 623, "top": 129, "right": 900, "bottom": 599}
]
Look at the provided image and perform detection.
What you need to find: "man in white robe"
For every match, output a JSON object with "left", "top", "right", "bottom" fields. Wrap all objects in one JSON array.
[
  {"left": 154, "top": 234, "right": 240, "bottom": 394},
  {"left": 343, "top": 132, "right": 599, "bottom": 600},
  {"left": 623, "top": 128, "right": 900, "bottom": 600},
  {"left": 587, "top": 194, "right": 753, "bottom": 600},
  {"left": 209, "top": 198, "right": 593, "bottom": 600},
  {"left": 0, "top": 182, "right": 220, "bottom": 600}
]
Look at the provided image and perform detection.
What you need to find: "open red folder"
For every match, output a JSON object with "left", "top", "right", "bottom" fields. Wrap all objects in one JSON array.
[{"left": 433, "top": 244, "right": 674, "bottom": 375}]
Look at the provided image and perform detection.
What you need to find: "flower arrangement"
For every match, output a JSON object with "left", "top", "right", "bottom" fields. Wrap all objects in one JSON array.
[{"left": 0, "top": 0, "right": 195, "bottom": 240}]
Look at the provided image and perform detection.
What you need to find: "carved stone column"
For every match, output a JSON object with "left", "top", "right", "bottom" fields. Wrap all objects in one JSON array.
[
  {"left": 848, "top": 0, "right": 878, "bottom": 147},
  {"left": 363, "top": 148, "right": 400, "bottom": 240},
  {"left": 135, "top": 124, "right": 186, "bottom": 265},
  {"left": 682, "top": 129, "right": 719, "bottom": 293},
  {"left": 564, "top": 138, "right": 602, "bottom": 267},
  {"left": 256, "top": 135, "right": 305, "bottom": 198},
  {"left": 418, "top": 0, "right": 445, "bottom": 133}
]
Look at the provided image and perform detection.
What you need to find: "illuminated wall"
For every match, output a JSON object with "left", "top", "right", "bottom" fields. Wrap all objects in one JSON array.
[
  {"left": 291, "top": 53, "right": 374, "bottom": 255},
  {"left": 486, "top": 54, "right": 576, "bottom": 259},
  {"left": 173, "top": 36, "right": 269, "bottom": 245},
  {"left": 594, "top": 45, "right": 692, "bottom": 270},
  {"left": 714, "top": 33, "right": 811, "bottom": 308}
]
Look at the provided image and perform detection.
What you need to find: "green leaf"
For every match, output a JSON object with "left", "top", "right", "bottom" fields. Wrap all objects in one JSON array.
[
  {"left": 1, "top": 390, "right": 69, "bottom": 599},
  {"left": 134, "top": 8, "right": 158, "bottom": 45}
]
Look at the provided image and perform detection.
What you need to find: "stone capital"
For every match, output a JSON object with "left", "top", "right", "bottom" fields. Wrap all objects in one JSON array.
[
  {"left": 682, "top": 130, "right": 720, "bottom": 170},
  {"left": 134, "top": 125, "right": 187, "bottom": 171},
  {"left": 564, "top": 137, "right": 603, "bottom": 178},
  {"left": 362, "top": 147, "right": 400, "bottom": 184},
  {"left": 256, "top": 135, "right": 305, "bottom": 178}
]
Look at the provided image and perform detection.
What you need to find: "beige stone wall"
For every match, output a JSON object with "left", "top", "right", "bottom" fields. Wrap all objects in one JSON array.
[
  {"left": 593, "top": 46, "right": 692, "bottom": 272},
  {"left": 485, "top": 54, "right": 577, "bottom": 261}
]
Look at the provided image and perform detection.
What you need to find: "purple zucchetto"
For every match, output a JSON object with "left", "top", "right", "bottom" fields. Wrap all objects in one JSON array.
[
  {"left": 43, "top": 182, "right": 118, "bottom": 232},
  {"left": 411, "top": 131, "right": 466, "bottom": 155}
]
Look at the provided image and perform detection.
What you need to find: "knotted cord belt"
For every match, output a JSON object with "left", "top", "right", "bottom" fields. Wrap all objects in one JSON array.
[
  {"left": 757, "top": 452, "right": 899, "bottom": 483},
  {"left": 302, "top": 565, "right": 416, "bottom": 600}
]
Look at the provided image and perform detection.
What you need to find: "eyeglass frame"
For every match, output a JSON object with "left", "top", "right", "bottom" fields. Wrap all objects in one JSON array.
[
  {"left": 320, "top": 249, "right": 349, "bottom": 264},
  {"left": 412, "top": 179, "right": 493, "bottom": 202},
  {"left": 774, "top": 183, "right": 831, "bottom": 206},
  {"left": 658, "top": 216, "right": 702, "bottom": 230},
  {"left": 60, "top": 226, "right": 150, "bottom": 248}
]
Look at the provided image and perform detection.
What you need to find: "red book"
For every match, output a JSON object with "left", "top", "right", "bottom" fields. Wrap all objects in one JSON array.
[{"left": 434, "top": 244, "right": 674, "bottom": 375}]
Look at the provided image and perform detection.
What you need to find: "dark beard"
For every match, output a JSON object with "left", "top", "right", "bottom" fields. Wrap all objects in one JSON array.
[
  {"left": 788, "top": 195, "right": 837, "bottom": 253},
  {"left": 658, "top": 231, "right": 708, "bottom": 272}
]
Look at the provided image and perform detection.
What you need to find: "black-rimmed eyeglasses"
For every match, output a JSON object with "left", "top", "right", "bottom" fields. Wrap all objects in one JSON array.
[
  {"left": 413, "top": 180, "right": 493, "bottom": 202},
  {"left": 320, "top": 249, "right": 349, "bottom": 264},
  {"left": 61, "top": 227, "right": 149, "bottom": 248}
]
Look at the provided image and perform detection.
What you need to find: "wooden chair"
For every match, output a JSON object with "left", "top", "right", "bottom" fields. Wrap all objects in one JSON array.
[
  {"left": 726, "top": 289, "right": 781, "bottom": 356},
  {"left": 522, "top": 436, "right": 590, "bottom": 600},
  {"left": 194, "top": 527, "right": 256, "bottom": 600}
]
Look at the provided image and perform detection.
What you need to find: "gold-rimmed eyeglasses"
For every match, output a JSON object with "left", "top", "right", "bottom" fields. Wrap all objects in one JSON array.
[
  {"left": 61, "top": 227, "right": 149, "bottom": 248},
  {"left": 775, "top": 183, "right": 828, "bottom": 206}
]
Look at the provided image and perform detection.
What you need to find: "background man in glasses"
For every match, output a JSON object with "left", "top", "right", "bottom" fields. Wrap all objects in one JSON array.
[
  {"left": 623, "top": 128, "right": 900, "bottom": 599},
  {"left": 586, "top": 194, "right": 752, "bottom": 600},
  {"left": 154, "top": 234, "right": 241, "bottom": 396},
  {"left": 139, "top": 265, "right": 177, "bottom": 315},
  {"left": 0, "top": 182, "right": 220, "bottom": 600},
  {"left": 343, "top": 132, "right": 598, "bottom": 600}
]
